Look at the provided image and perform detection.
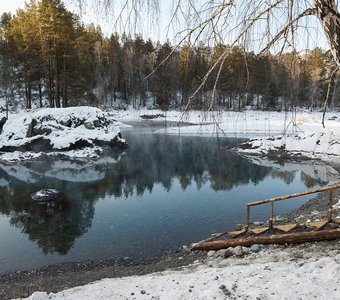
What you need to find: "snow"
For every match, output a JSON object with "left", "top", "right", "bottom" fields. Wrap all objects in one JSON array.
[
  {"left": 113, "top": 109, "right": 340, "bottom": 165},
  {"left": 25, "top": 242, "right": 340, "bottom": 299},
  {"left": 3, "top": 107, "right": 340, "bottom": 299},
  {"left": 34, "top": 189, "right": 59, "bottom": 197},
  {"left": 0, "top": 107, "right": 126, "bottom": 161},
  {"left": 2, "top": 108, "right": 340, "bottom": 163},
  {"left": 236, "top": 130, "right": 340, "bottom": 166}
]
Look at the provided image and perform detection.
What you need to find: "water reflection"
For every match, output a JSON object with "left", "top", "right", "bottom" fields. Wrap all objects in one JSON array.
[{"left": 0, "top": 130, "right": 332, "bottom": 259}]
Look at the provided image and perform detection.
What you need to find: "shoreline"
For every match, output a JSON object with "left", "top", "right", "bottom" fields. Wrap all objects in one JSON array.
[
  {"left": 0, "top": 250, "right": 206, "bottom": 300},
  {"left": 1, "top": 187, "right": 340, "bottom": 299}
]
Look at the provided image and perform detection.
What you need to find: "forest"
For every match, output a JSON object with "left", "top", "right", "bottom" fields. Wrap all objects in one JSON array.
[{"left": 0, "top": 0, "right": 339, "bottom": 112}]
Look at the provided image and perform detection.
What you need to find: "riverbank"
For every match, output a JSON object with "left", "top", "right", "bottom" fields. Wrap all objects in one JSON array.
[
  {"left": 0, "top": 250, "right": 206, "bottom": 300},
  {"left": 23, "top": 240, "right": 340, "bottom": 299},
  {"left": 2, "top": 187, "right": 340, "bottom": 299}
]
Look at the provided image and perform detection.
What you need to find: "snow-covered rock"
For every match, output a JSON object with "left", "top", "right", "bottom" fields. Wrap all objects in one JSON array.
[
  {"left": 31, "top": 189, "right": 63, "bottom": 202},
  {"left": 0, "top": 107, "right": 126, "bottom": 160},
  {"left": 236, "top": 130, "right": 340, "bottom": 166}
]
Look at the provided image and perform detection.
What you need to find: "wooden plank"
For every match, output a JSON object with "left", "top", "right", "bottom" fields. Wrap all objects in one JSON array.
[
  {"left": 227, "top": 230, "right": 246, "bottom": 236},
  {"left": 274, "top": 224, "right": 298, "bottom": 232},
  {"left": 306, "top": 220, "right": 328, "bottom": 230},
  {"left": 190, "top": 228, "right": 340, "bottom": 251},
  {"left": 251, "top": 227, "right": 269, "bottom": 235}
]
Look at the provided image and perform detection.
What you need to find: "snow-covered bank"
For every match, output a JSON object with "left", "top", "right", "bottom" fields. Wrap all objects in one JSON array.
[
  {"left": 114, "top": 109, "right": 340, "bottom": 164},
  {"left": 114, "top": 109, "right": 340, "bottom": 136},
  {"left": 26, "top": 241, "right": 340, "bottom": 300},
  {"left": 2, "top": 108, "right": 340, "bottom": 163},
  {"left": 236, "top": 130, "right": 340, "bottom": 167},
  {"left": 0, "top": 107, "right": 127, "bottom": 161}
]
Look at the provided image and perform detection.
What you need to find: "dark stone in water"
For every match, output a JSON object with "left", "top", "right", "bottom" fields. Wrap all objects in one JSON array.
[{"left": 31, "top": 189, "right": 63, "bottom": 202}]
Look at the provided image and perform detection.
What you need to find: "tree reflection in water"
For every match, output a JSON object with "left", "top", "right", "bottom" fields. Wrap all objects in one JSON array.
[{"left": 0, "top": 131, "right": 327, "bottom": 255}]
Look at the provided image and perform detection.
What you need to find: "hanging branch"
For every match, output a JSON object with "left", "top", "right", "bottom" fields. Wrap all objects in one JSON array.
[{"left": 322, "top": 67, "right": 339, "bottom": 128}]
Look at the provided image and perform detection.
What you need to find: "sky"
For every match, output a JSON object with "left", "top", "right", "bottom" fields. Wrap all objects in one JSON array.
[
  {"left": 0, "top": 0, "right": 26, "bottom": 13},
  {"left": 0, "top": 0, "right": 330, "bottom": 52},
  {"left": 0, "top": 0, "right": 168, "bottom": 40}
]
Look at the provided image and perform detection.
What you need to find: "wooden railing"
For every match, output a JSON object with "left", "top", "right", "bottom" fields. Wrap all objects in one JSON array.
[{"left": 245, "top": 183, "right": 340, "bottom": 231}]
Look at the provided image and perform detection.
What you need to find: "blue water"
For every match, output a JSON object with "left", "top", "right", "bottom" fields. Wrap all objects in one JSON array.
[{"left": 0, "top": 127, "right": 328, "bottom": 273}]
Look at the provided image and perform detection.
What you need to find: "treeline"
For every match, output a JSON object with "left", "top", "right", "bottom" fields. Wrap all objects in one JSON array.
[{"left": 0, "top": 0, "right": 339, "bottom": 111}]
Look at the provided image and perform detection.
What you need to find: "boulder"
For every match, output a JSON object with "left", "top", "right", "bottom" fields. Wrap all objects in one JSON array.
[
  {"left": 217, "top": 249, "right": 233, "bottom": 258},
  {"left": 31, "top": 189, "right": 63, "bottom": 202},
  {"left": 250, "top": 244, "right": 262, "bottom": 253},
  {"left": 207, "top": 250, "right": 217, "bottom": 257},
  {"left": 234, "top": 246, "right": 244, "bottom": 257},
  {"left": 0, "top": 107, "right": 127, "bottom": 155}
]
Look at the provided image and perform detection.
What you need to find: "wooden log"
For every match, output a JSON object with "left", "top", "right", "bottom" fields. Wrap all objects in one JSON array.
[{"left": 190, "top": 228, "right": 340, "bottom": 251}]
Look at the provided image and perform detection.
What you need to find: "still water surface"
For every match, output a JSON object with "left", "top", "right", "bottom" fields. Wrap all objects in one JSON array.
[{"left": 0, "top": 127, "right": 329, "bottom": 273}]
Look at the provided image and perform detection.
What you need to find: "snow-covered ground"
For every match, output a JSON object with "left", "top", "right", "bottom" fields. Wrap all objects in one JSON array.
[
  {"left": 2, "top": 108, "right": 340, "bottom": 163},
  {"left": 113, "top": 108, "right": 339, "bottom": 136},
  {"left": 26, "top": 241, "right": 340, "bottom": 300},
  {"left": 113, "top": 109, "right": 340, "bottom": 166}
]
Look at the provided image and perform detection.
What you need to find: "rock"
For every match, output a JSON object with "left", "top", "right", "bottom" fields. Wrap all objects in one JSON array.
[
  {"left": 84, "top": 122, "right": 95, "bottom": 130},
  {"left": 207, "top": 250, "right": 217, "bottom": 257},
  {"left": 253, "top": 221, "right": 265, "bottom": 226},
  {"left": 182, "top": 245, "right": 190, "bottom": 252},
  {"left": 217, "top": 249, "right": 233, "bottom": 258},
  {"left": 31, "top": 189, "right": 63, "bottom": 202},
  {"left": 234, "top": 224, "right": 244, "bottom": 230},
  {"left": 141, "top": 290, "right": 146, "bottom": 294},
  {"left": 250, "top": 244, "right": 261, "bottom": 253},
  {"left": 218, "top": 285, "right": 231, "bottom": 296},
  {"left": 93, "top": 119, "right": 101, "bottom": 127},
  {"left": 0, "top": 107, "right": 127, "bottom": 155},
  {"left": 0, "top": 116, "right": 7, "bottom": 134},
  {"left": 234, "top": 246, "right": 244, "bottom": 257}
]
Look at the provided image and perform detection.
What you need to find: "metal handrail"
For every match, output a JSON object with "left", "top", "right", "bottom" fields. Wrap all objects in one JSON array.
[{"left": 245, "top": 183, "right": 340, "bottom": 231}]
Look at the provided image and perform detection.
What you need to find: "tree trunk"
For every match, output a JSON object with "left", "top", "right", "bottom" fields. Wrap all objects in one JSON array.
[
  {"left": 315, "top": 0, "right": 340, "bottom": 67},
  {"left": 25, "top": 76, "right": 32, "bottom": 109},
  {"left": 5, "top": 90, "right": 9, "bottom": 119},
  {"left": 191, "top": 228, "right": 340, "bottom": 251},
  {"left": 39, "top": 82, "right": 43, "bottom": 108},
  {"left": 48, "top": 57, "right": 54, "bottom": 108},
  {"left": 55, "top": 55, "right": 60, "bottom": 108},
  {"left": 62, "top": 54, "right": 67, "bottom": 107}
]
